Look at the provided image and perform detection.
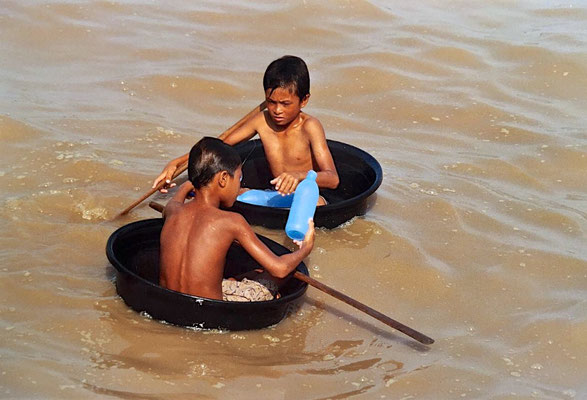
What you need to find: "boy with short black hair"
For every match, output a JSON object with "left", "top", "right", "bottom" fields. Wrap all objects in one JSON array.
[
  {"left": 159, "top": 137, "right": 314, "bottom": 301},
  {"left": 154, "top": 56, "right": 339, "bottom": 204}
]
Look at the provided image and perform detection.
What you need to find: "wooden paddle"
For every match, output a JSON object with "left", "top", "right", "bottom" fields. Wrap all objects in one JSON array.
[
  {"left": 148, "top": 200, "right": 434, "bottom": 345},
  {"left": 292, "top": 272, "right": 434, "bottom": 345},
  {"left": 116, "top": 101, "right": 267, "bottom": 217}
]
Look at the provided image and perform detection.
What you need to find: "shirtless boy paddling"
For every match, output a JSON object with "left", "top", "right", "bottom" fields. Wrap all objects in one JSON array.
[{"left": 153, "top": 56, "right": 339, "bottom": 203}]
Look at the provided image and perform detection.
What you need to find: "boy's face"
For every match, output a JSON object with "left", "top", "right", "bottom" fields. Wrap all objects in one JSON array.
[
  {"left": 221, "top": 166, "right": 242, "bottom": 208},
  {"left": 265, "top": 86, "right": 309, "bottom": 127}
]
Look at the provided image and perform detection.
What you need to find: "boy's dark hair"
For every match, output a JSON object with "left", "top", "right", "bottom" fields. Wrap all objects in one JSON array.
[
  {"left": 188, "top": 137, "right": 241, "bottom": 189},
  {"left": 263, "top": 55, "right": 310, "bottom": 100}
]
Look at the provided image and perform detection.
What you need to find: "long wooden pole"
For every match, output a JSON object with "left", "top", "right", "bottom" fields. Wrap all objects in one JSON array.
[
  {"left": 148, "top": 201, "right": 434, "bottom": 345},
  {"left": 116, "top": 101, "right": 267, "bottom": 217},
  {"left": 293, "top": 272, "right": 434, "bottom": 344}
]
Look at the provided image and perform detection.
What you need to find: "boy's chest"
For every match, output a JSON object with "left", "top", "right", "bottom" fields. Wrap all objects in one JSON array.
[{"left": 259, "top": 131, "right": 311, "bottom": 162}]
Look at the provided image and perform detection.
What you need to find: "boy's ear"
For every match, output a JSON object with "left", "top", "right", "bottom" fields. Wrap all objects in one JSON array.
[
  {"left": 300, "top": 94, "right": 310, "bottom": 108},
  {"left": 218, "top": 171, "right": 229, "bottom": 188}
]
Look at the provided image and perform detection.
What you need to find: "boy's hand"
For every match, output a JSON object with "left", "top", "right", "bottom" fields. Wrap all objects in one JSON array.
[
  {"left": 270, "top": 172, "right": 300, "bottom": 195},
  {"left": 153, "top": 162, "right": 179, "bottom": 193},
  {"left": 293, "top": 218, "right": 315, "bottom": 251}
]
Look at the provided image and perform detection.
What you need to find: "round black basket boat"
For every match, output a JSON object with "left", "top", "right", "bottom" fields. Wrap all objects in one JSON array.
[
  {"left": 106, "top": 218, "right": 308, "bottom": 330},
  {"left": 230, "top": 139, "right": 382, "bottom": 229}
]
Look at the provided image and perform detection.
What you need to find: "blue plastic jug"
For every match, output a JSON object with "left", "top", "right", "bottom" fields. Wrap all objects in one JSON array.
[
  {"left": 237, "top": 189, "right": 293, "bottom": 208},
  {"left": 285, "top": 170, "right": 319, "bottom": 240}
]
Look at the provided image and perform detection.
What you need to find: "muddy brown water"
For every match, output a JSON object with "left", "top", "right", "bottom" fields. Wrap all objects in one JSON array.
[{"left": 1, "top": 1, "right": 586, "bottom": 399}]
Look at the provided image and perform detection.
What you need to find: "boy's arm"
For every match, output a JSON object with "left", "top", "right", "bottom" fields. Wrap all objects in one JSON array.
[
  {"left": 218, "top": 112, "right": 261, "bottom": 146},
  {"left": 306, "top": 118, "right": 339, "bottom": 189},
  {"left": 162, "top": 181, "right": 194, "bottom": 219},
  {"left": 152, "top": 153, "right": 189, "bottom": 192},
  {"left": 231, "top": 215, "right": 314, "bottom": 279},
  {"left": 153, "top": 111, "right": 263, "bottom": 191}
]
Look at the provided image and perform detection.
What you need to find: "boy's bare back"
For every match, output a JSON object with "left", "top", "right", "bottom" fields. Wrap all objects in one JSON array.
[
  {"left": 159, "top": 179, "right": 314, "bottom": 301},
  {"left": 160, "top": 200, "right": 240, "bottom": 300},
  {"left": 158, "top": 139, "right": 314, "bottom": 301}
]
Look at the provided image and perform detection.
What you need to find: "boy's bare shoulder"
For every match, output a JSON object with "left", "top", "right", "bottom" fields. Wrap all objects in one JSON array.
[
  {"left": 216, "top": 208, "right": 249, "bottom": 229},
  {"left": 300, "top": 113, "right": 325, "bottom": 136},
  {"left": 218, "top": 209, "right": 260, "bottom": 241},
  {"left": 173, "top": 204, "right": 246, "bottom": 228},
  {"left": 255, "top": 110, "right": 272, "bottom": 127}
]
